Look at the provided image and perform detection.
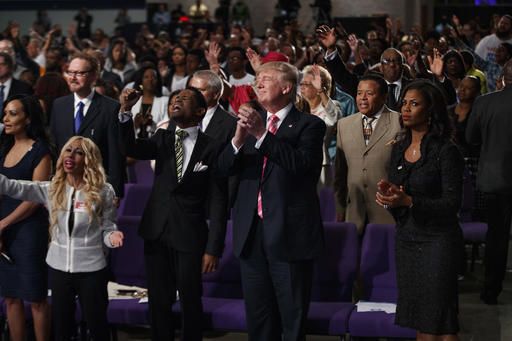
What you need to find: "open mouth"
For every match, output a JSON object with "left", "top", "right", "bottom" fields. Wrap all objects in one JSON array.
[{"left": 63, "top": 158, "right": 75, "bottom": 170}]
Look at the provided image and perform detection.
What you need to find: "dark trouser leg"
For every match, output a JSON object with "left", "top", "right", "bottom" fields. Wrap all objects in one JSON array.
[
  {"left": 483, "top": 193, "right": 512, "bottom": 297},
  {"left": 240, "top": 217, "right": 281, "bottom": 341},
  {"left": 269, "top": 259, "right": 313, "bottom": 341},
  {"left": 144, "top": 240, "right": 177, "bottom": 341},
  {"left": 49, "top": 267, "right": 77, "bottom": 341},
  {"left": 175, "top": 250, "right": 203, "bottom": 341},
  {"left": 76, "top": 268, "right": 110, "bottom": 341}
]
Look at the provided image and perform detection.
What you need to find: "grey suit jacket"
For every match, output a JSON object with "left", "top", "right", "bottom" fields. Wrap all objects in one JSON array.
[{"left": 334, "top": 106, "right": 401, "bottom": 233}]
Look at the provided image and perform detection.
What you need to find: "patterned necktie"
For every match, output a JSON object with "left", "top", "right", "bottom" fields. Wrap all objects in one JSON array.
[
  {"left": 74, "top": 101, "right": 85, "bottom": 134},
  {"left": 257, "top": 114, "right": 280, "bottom": 219},
  {"left": 363, "top": 116, "right": 376, "bottom": 146},
  {"left": 175, "top": 129, "right": 189, "bottom": 182},
  {"left": 0, "top": 85, "right": 5, "bottom": 116}
]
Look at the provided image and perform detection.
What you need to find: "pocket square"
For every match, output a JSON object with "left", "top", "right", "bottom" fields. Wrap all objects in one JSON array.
[{"left": 193, "top": 162, "right": 209, "bottom": 172}]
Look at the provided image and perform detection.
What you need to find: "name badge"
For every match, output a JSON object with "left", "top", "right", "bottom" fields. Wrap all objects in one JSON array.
[{"left": 74, "top": 201, "right": 87, "bottom": 212}]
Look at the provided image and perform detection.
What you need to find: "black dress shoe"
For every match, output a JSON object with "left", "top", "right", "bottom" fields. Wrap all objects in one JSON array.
[{"left": 480, "top": 292, "right": 498, "bottom": 305}]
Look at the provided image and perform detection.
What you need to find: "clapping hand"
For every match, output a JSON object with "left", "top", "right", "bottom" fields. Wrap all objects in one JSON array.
[{"left": 375, "top": 179, "right": 412, "bottom": 209}]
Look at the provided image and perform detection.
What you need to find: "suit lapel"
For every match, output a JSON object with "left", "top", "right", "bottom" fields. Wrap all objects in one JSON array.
[
  {"left": 349, "top": 114, "right": 366, "bottom": 152},
  {"left": 78, "top": 93, "right": 101, "bottom": 134},
  {"left": 261, "top": 107, "right": 299, "bottom": 183},
  {"left": 62, "top": 95, "right": 76, "bottom": 138},
  {"left": 166, "top": 126, "right": 180, "bottom": 191},
  {"left": 365, "top": 109, "right": 391, "bottom": 152},
  {"left": 204, "top": 107, "right": 222, "bottom": 135},
  {"left": 179, "top": 130, "right": 208, "bottom": 184}
]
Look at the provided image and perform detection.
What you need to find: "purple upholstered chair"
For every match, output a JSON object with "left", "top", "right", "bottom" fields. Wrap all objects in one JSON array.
[
  {"left": 126, "top": 160, "right": 155, "bottom": 185},
  {"left": 460, "top": 166, "right": 488, "bottom": 271},
  {"left": 319, "top": 187, "right": 337, "bottom": 222},
  {"left": 117, "top": 184, "right": 152, "bottom": 217},
  {"left": 347, "top": 223, "right": 416, "bottom": 339},
  {"left": 195, "top": 221, "right": 246, "bottom": 331},
  {"left": 307, "top": 222, "right": 358, "bottom": 336},
  {"left": 107, "top": 216, "right": 149, "bottom": 326}
]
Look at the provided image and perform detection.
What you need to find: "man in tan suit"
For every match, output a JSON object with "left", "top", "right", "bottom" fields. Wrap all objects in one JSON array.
[{"left": 334, "top": 74, "right": 401, "bottom": 234}]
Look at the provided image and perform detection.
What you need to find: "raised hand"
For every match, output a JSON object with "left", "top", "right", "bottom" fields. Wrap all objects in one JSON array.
[
  {"left": 119, "top": 88, "right": 142, "bottom": 112},
  {"left": 311, "top": 64, "right": 323, "bottom": 93},
  {"left": 246, "top": 47, "right": 261, "bottom": 72},
  {"left": 204, "top": 41, "right": 221, "bottom": 68},
  {"left": 347, "top": 34, "right": 359, "bottom": 52},
  {"left": 316, "top": 25, "right": 336, "bottom": 51},
  {"left": 427, "top": 48, "right": 444, "bottom": 79}
]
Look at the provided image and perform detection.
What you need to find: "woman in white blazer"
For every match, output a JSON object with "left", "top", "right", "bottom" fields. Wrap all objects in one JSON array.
[
  {"left": 130, "top": 65, "right": 169, "bottom": 138},
  {"left": 0, "top": 136, "right": 124, "bottom": 341}
]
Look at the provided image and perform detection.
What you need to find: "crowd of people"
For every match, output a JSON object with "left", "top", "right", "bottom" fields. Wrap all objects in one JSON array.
[{"left": 0, "top": 4, "right": 511, "bottom": 341}]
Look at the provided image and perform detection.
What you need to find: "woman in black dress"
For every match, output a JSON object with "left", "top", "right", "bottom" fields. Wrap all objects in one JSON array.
[
  {"left": 0, "top": 95, "right": 53, "bottom": 341},
  {"left": 375, "top": 80, "right": 464, "bottom": 340}
]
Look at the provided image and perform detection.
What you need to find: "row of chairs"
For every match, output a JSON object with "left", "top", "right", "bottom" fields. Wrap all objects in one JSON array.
[{"left": 108, "top": 217, "right": 416, "bottom": 339}]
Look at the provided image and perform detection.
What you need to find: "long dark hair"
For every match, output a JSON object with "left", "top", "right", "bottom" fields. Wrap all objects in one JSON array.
[
  {"left": 399, "top": 79, "right": 454, "bottom": 141},
  {"left": 0, "top": 95, "right": 53, "bottom": 157}
]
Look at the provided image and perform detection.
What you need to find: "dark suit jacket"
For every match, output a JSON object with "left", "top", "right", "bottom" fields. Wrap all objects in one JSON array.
[
  {"left": 218, "top": 106, "right": 326, "bottom": 261},
  {"left": 50, "top": 92, "right": 125, "bottom": 197},
  {"left": 466, "top": 87, "right": 512, "bottom": 193},
  {"left": 120, "top": 120, "right": 228, "bottom": 256},
  {"left": 204, "top": 106, "right": 238, "bottom": 208},
  {"left": 7, "top": 78, "right": 33, "bottom": 98}
]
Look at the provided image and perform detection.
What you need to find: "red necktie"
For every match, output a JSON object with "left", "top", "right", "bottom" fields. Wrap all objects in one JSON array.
[{"left": 257, "top": 114, "right": 279, "bottom": 219}]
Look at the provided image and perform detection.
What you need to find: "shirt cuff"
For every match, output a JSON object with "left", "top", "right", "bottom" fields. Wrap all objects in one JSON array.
[
  {"left": 254, "top": 131, "right": 268, "bottom": 149},
  {"left": 231, "top": 139, "right": 243, "bottom": 154},
  {"left": 324, "top": 49, "right": 337, "bottom": 61},
  {"left": 118, "top": 111, "right": 133, "bottom": 123}
]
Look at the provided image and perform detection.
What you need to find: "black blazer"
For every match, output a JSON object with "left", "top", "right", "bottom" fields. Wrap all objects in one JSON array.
[
  {"left": 218, "top": 106, "right": 326, "bottom": 261},
  {"left": 204, "top": 106, "right": 237, "bottom": 147},
  {"left": 50, "top": 92, "right": 125, "bottom": 197},
  {"left": 7, "top": 78, "right": 33, "bottom": 98},
  {"left": 120, "top": 120, "right": 228, "bottom": 256},
  {"left": 466, "top": 87, "right": 512, "bottom": 193}
]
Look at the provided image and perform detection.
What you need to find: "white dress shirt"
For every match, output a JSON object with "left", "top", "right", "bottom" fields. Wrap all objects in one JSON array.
[
  {"left": 0, "top": 77, "right": 12, "bottom": 100},
  {"left": 255, "top": 102, "right": 293, "bottom": 148},
  {"left": 73, "top": 90, "right": 95, "bottom": 117},
  {"left": 175, "top": 126, "right": 199, "bottom": 173},
  {"left": 361, "top": 105, "right": 385, "bottom": 131},
  {"left": 201, "top": 104, "right": 218, "bottom": 132}
]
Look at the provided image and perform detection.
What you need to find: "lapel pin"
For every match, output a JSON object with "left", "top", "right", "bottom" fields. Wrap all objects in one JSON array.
[
  {"left": 288, "top": 124, "right": 293, "bottom": 128},
  {"left": 398, "top": 165, "right": 403, "bottom": 170}
]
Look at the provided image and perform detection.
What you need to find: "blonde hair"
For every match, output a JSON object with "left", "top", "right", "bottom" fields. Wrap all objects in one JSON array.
[
  {"left": 257, "top": 61, "right": 299, "bottom": 100},
  {"left": 49, "top": 136, "right": 106, "bottom": 233},
  {"left": 302, "top": 64, "right": 333, "bottom": 95}
]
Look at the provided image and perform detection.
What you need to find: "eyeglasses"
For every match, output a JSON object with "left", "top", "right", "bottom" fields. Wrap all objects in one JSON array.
[
  {"left": 65, "top": 70, "right": 91, "bottom": 78},
  {"left": 381, "top": 58, "right": 403, "bottom": 66}
]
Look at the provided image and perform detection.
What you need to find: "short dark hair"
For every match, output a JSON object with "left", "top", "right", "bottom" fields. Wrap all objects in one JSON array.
[
  {"left": 227, "top": 46, "right": 247, "bottom": 60},
  {"left": 0, "top": 52, "right": 14, "bottom": 70},
  {"left": 359, "top": 73, "right": 388, "bottom": 95}
]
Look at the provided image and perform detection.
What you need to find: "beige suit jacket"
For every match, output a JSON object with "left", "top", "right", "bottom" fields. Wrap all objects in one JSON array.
[{"left": 334, "top": 106, "right": 401, "bottom": 234}]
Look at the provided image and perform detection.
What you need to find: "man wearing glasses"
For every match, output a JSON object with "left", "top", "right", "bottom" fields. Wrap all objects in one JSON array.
[{"left": 50, "top": 53, "right": 125, "bottom": 198}]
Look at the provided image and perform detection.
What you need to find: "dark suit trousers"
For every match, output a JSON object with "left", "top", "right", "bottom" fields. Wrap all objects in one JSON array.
[
  {"left": 144, "top": 239, "right": 203, "bottom": 341},
  {"left": 239, "top": 215, "right": 314, "bottom": 341},
  {"left": 483, "top": 193, "right": 512, "bottom": 297},
  {"left": 49, "top": 267, "right": 109, "bottom": 341}
]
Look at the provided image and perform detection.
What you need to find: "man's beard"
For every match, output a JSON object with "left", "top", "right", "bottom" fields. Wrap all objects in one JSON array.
[{"left": 496, "top": 29, "right": 510, "bottom": 39}]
